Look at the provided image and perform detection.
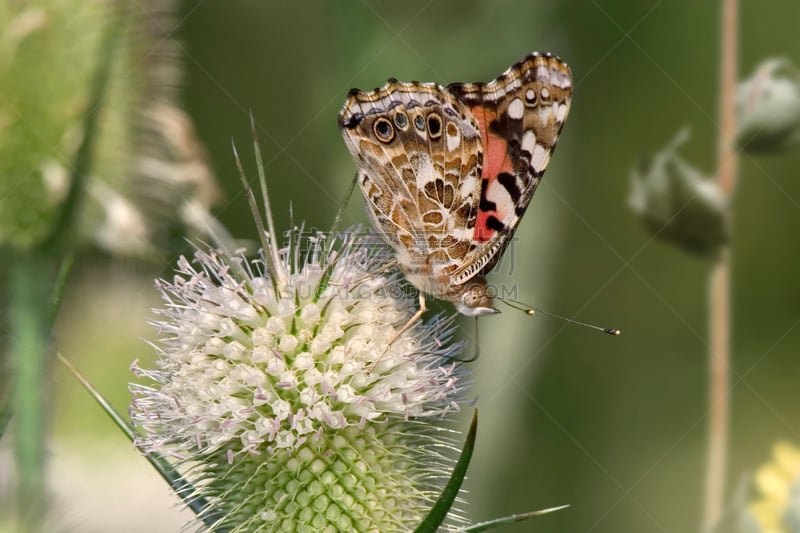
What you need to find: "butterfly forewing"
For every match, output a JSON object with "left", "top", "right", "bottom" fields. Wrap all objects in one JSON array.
[
  {"left": 339, "top": 80, "right": 483, "bottom": 292},
  {"left": 446, "top": 53, "right": 572, "bottom": 280}
]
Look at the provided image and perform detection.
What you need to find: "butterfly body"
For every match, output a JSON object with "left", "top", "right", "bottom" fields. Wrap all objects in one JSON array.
[{"left": 339, "top": 52, "right": 572, "bottom": 316}]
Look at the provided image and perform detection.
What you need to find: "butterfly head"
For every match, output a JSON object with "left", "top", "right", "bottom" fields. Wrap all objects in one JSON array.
[{"left": 454, "top": 276, "right": 499, "bottom": 317}]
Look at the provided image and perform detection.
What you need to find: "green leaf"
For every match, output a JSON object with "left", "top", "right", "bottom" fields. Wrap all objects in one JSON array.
[
  {"left": 49, "top": 252, "right": 75, "bottom": 326},
  {"left": 462, "top": 505, "right": 571, "bottom": 532},
  {"left": 414, "top": 409, "right": 478, "bottom": 533},
  {"left": 9, "top": 252, "right": 52, "bottom": 515}
]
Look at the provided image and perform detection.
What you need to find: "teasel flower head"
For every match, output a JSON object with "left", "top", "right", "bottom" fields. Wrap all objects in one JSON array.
[{"left": 130, "top": 221, "right": 470, "bottom": 531}]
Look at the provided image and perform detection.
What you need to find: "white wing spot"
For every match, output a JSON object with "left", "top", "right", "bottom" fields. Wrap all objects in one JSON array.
[
  {"left": 556, "top": 103, "right": 568, "bottom": 122},
  {"left": 486, "top": 179, "right": 515, "bottom": 223},
  {"left": 525, "top": 89, "right": 535, "bottom": 101},
  {"left": 531, "top": 144, "right": 551, "bottom": 173},
  {"left": 557, "top": 70, "right": 572, "bottom": 89},
  {"left": 540, "top": 87, "right": 550, "bottom": 100},
  {"left": 416, "top": 153, "right": 439, "bottom": 186},
  {"left": 446, "top": 125, "right": 461, "bottom": 152},
  {"left": 521, "top": 130, "right": 536, "bottom": 154},
  {"left": 507, "top": 98, "right": 524, "bottom": 120}
]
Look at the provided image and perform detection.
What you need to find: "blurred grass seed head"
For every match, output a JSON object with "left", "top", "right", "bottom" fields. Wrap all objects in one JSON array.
[{"left": 0, "top": 1, "right": 219, "bottom": 255}]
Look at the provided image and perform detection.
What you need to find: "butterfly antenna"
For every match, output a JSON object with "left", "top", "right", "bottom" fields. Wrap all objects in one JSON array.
[{"left": 499, "top": 298, "right": 621, "bottom": 336}]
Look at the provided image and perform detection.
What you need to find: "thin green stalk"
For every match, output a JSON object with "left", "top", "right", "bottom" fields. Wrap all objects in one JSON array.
[
  {"left": 5, "top": 4, "right": 124, "bottom": 523},
  {"left": 9, "top": 252, "right": 53, "bottom": 523},
  {"left": 703, "top": 0, "right": 738, "bottom": 530},
  {"left": 40, "top": 4, "right": 125, "bottom": 253},
  {"left": 57, "top": 353, "right": 220, "bottom": 527}
]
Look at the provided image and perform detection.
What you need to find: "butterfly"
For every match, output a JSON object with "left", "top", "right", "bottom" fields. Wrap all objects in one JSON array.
[{"left": 338, "top": 52, "right": 572, "bottom": 317}]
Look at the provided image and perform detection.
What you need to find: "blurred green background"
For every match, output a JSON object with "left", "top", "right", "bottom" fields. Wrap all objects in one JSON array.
[{"left": 47, "top": 1, "right": 800, "bottom": 531}]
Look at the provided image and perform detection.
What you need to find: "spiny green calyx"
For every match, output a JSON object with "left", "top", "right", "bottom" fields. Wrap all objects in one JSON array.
[{"left": 200, "top": 425, "right": 432, "bottom": 531}]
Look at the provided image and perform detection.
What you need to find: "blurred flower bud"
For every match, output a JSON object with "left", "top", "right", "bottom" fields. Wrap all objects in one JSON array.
[
  {"left": 0, "top": 1, "right": 219, "bottom": 255},
  {"left": 705, "top": 479, "right": 761, "bottom": 533},
  {"left": 738, "top": 441, "right": 800, "bottom": 533},
  {"left": 736, "top": 58, "right": 800, "bottom": 154},
  {"left": 629, "top": 130, "right": 729, "bottom": 257}
]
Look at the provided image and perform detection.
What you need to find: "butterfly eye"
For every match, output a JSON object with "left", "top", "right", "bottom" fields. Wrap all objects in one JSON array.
[
  {"left": 427, "top": 113, "right": 442, "bottom": 139},
  {"left": 393, "top": 111, "right": 408, "bottom": 130},
  {"left": 414, "top": 114, "right": 425, "bottom": 131},
  {"left": 373, "top": 117, "right": 395, "bottom": 143}
]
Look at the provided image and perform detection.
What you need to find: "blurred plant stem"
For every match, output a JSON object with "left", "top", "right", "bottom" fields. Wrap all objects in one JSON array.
[
  {"left": 703, "top": 0, "right": 738, "bottom": 530},
  {"left": 2, "top": 4, "right": 121, "bottom": 524},
  {"left": 9, "top": 252, "right": 53, "bottom": 525}
]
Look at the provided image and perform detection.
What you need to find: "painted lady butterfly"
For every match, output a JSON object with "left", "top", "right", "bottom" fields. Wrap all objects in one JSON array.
[{"left": 338, "top": 52, "right": 572, "bottom": 317}]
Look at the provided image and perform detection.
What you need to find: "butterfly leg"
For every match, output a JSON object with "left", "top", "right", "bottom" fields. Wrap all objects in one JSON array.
[
  {"left": 368, "top": 292, "right": 427, "bottom": 372},
  {"left": 458, "top": 316, "right": 481, "bottom": 362}
]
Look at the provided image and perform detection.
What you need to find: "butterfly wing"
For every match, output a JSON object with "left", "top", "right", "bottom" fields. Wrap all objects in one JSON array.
[
  {"left": 446, "top": 52, "right": 573, "bottom": 282},
  {"left": 338, "top": 52, "right": 573, "bottom": 302},
  {"left": 338, "top": 80, "right": 484, "bottom": 299}
]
